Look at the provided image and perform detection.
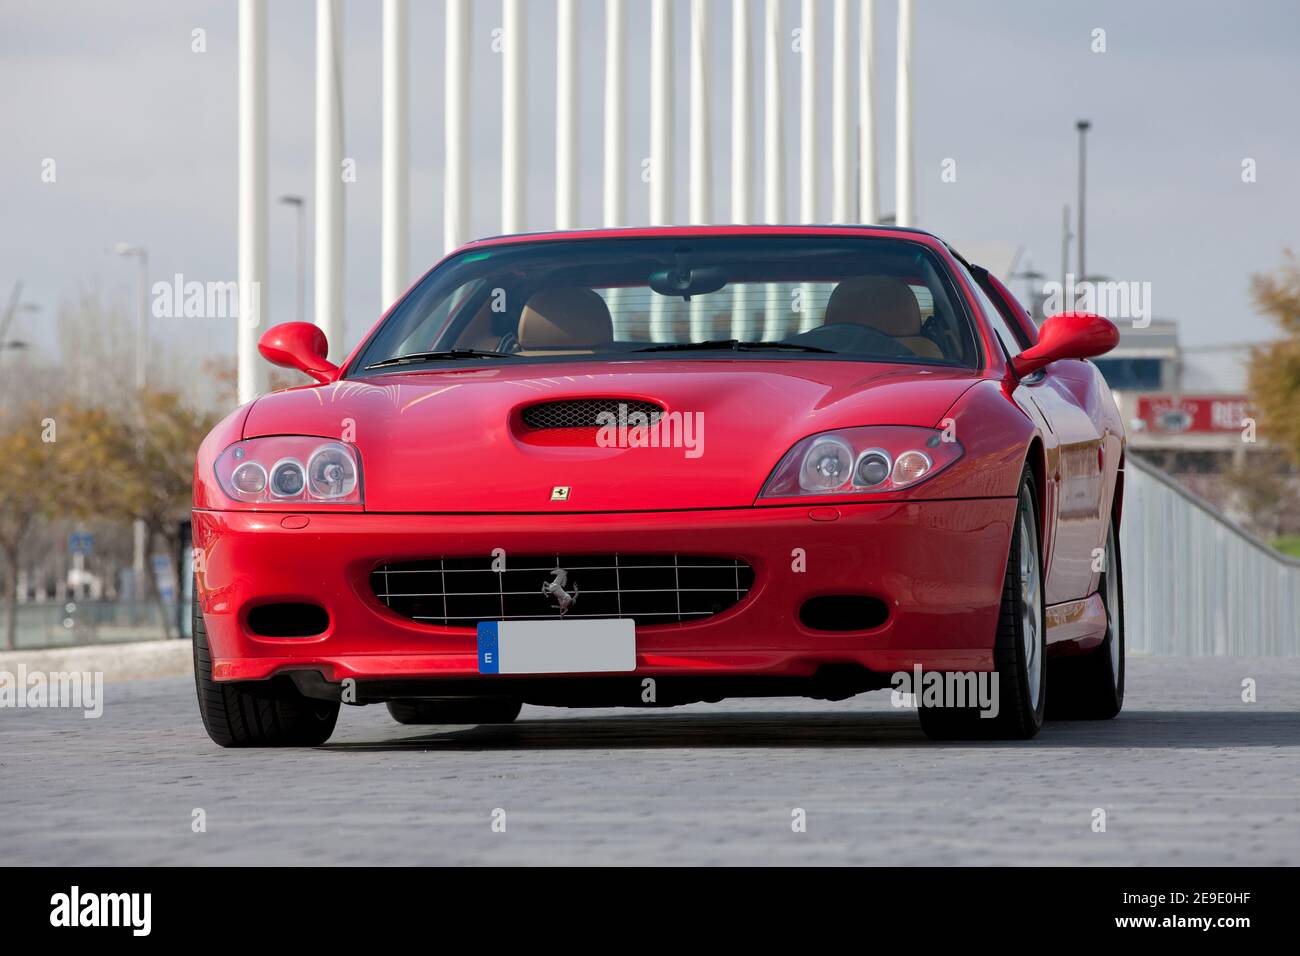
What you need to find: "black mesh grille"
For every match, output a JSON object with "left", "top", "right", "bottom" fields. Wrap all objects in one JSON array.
[
  {"left": 372, "top": 554, "right": 753, "bottom": 628},
  {"left": 521, "top": 399, "right": 664, "bottom": 430}
]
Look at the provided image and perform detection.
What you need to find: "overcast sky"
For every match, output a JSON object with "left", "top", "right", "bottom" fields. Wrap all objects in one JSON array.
[{"left": 2, "top": 0, "right": 1297, "bottom": 376}]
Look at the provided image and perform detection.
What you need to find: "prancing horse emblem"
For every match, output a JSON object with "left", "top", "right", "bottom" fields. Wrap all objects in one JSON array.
[{"left": 542, "top": 568, "right": 578, "bottom": 616}]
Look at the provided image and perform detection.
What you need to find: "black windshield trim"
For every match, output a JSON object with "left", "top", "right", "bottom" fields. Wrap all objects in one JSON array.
[{"left": 348, "top": 351, "right": 974, "bottom": 381}]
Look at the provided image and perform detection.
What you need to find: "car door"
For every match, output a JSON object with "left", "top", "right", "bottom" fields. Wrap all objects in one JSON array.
[
  {"left": 1020, "top": 361, "right": 1110, "bottom": 603},
  {"left": 971, "top": 268, "right": 1108, "bottom": 605}
]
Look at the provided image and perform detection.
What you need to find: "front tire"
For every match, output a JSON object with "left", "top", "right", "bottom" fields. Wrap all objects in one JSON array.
[
  {"left": 386, "top": 698, "right": 523, "bottom": 725},
  {"left": 918, "top": 465, "right": 1046, "bottom": 740},
  {"left": 192, "top": 582, "right": 339, "bottom": 747},
  {"left": 1047, "top": 513, "right": 1125, "bottom": 719}
]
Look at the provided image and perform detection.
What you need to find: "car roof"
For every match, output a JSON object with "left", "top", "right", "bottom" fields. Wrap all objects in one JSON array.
[{"left": 456, "top": 223, "right": 952, "bottom": 252}]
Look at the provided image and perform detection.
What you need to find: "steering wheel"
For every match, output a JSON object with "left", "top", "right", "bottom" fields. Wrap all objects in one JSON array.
[{"left": 794, "top": 323, "right": 915, "bottom": 358}]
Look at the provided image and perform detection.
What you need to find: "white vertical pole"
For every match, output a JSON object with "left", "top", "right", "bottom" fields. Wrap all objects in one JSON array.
[
  {"left": 895, "top": 0, "right": 914, "bottom": 227},
  {"left": 831, "top": 0, "right": 851, "bottom": 223},
  {"left": 798, "top": 0, "right": 818, "bottom": 331},
  {"left": 603, "top": 0, "right": 626, "bottom": 228},
  {"left": 444, "top": 0, "right": 469, "bottom": 253},
  {"left": 382, "top": 0, "right": 408, "bottom": 310},
  {"left": 730, "top": 0, "right": 752, "bottom": 226},
  {"left": 603, "top": 0, "right": 626, "bottom": 337},
  {"left": 689, "top": 0, "right": 711, "bottom": 226},
  {"left": 858, "top": 0, "right": 878, "bottom": 223},
  {"left": 730, "top": 0, "right": 752, "bottom": 339},
  {"left": 764, "top": 0, "right": 785, "bottom": 340},
  {"left": 555, "top": 0, "right": 578, "bottom": 229},
  {"left": 689, "top": 0, "right": 712, "bottom": 339},
  {"left": 238, "top": 0, "right": 268, "bottom": 403},
  {"left": 649, "top": 0, "right": 674, "bottom": 227},
  {"left": 502, "top": 0, "right": 525, "bottom": 233},
  {"left": 763, "top": 0, "right": 785, "bottom": 225},
  {"left": 799, "top": 0, "right": 817, "bottom": 225},
  {"left": 649, "top": 0, "right": 674, "bottom": 340},
  {"left": 314, "top": 0, "right": 344, "bottom": 361}
]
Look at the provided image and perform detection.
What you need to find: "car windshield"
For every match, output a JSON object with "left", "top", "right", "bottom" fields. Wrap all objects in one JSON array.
[{"left": 349, "top": 236, "right": 980, "bottom": 374}]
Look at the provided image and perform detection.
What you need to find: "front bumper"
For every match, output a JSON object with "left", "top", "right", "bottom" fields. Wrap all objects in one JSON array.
[{"left": 193, "top": 498, "right": 1016, "bottom": 686}]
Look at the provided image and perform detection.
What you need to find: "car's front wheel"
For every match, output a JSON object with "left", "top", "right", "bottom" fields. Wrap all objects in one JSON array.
[
  {"left": 386, "top": 698, "right": 523, "bottom": 725},
  {"left": 918, "top": 465, "right": 1047, "bottom": 740},
  {"left": 192, "top": 583, "right": 340, "bottom": 747},
  {"left": 1047, "top": 513, "right": 1125, "bottom": 719}
]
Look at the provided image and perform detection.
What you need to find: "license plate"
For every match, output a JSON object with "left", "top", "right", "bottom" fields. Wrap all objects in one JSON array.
[{"left": 477, "top": 619, "right": 636, "bottom": 675}]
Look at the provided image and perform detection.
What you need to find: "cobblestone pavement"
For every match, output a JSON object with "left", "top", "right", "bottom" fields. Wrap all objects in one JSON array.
[{"left": 2, "top": 656, "right": 1296, "bottom": 865}]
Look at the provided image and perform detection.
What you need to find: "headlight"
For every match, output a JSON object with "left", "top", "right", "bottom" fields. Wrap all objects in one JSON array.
[
  {"left": 215, "top": 438, "right": 363, "bottom": 505},
  {"left": 799, "top": 436, "right": 854, "bottom": 491},
  {"left": 229, "top": 460, "right": 268, "bottom": 495},
  {"left": 269, "top": 458, "right": 306, "bottom": 498},
  {"left": 854, "top": 448, "right": 892, "bottom": 487},
  {"left": 306, "top": 443, "right": 358, "bottom": 498},
  {"left": 760, "top": 426, "right": 962, "bottom": 498}
]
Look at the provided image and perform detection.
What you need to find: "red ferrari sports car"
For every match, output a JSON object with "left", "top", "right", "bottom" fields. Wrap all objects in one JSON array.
[{"left": 191, "top": 225, "right": 1125, "bottom": 745}]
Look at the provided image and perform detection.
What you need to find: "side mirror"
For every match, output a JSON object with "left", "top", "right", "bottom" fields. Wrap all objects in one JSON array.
[
  {"left": 1010, "top": 311, "right": 1119, "bottom": 379},
  {"left": 257, "top": 322, "right": 340, "bottom": 384}
]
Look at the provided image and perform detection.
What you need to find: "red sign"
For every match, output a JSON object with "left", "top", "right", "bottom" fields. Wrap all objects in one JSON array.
[{"left": 1135, "top": 395, "right": 1252, "bottom": 434}]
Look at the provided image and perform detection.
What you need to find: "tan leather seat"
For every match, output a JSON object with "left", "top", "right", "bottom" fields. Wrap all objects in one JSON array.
[
  {"left": 823, "top": 276, "right": 943, "bottom": 359},
  {"left": 517, "top": 287, "right": 613, "bottom": 353}
]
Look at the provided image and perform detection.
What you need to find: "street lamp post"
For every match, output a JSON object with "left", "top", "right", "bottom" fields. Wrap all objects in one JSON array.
[
  {"left": 111, "top": 243, "right": 150, "bottom": 390},
  {"left": 110, "top": 242, "right": 150, "bottom": 602},
  {"left": 279, "top": 195, "right": 306, "bottom": 325},
  {"left": 1060, "top": 204, "right": 1072, "bottom": 293},
  {"left": 1076, "top": 119, "right": 1091, "bottom": 285}
]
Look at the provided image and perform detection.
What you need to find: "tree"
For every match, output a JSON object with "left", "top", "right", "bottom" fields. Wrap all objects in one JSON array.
[
  {"left": 0, "top": 407, "right": 75, "bottom": 649},
  {"left": 60, "top": 390, "right": 218, "bottom": 639},
  {"left": 128, "top": 390, "right": 219, "bottom": 639},
  {"left": 1, "top": 290, "right": 228, "bottom": 647},
  {"left": 1227, "top": 455, "right": 1300, "bottom": 541},
  {"left": 1248, "top": 251, "right": 1300, "bottom": 466}
]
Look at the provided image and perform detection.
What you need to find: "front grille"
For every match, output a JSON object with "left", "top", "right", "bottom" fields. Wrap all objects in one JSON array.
[
  {"left": 521, "top": 399, "right": 664, "bottom": 430},
  {"left": 372, "top": 554, "right": 754, "bottom": 628}
]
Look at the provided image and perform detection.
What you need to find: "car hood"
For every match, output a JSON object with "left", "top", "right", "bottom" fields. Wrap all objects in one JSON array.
[{"left": 243, "top": 359, "right": 980, "bottom": 513}]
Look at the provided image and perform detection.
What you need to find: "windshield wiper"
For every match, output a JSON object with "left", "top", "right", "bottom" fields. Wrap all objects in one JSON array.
[
  {"left": 632, "top": 338, "right": 835, "bottom": 354},
  {"left": 364, "top": 348, "right": 518, "bottom": 369}
]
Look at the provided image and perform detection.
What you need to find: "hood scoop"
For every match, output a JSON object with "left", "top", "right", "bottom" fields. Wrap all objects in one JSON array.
[{"left": 519, "top": 398, "right": 664, "bottom": 430}]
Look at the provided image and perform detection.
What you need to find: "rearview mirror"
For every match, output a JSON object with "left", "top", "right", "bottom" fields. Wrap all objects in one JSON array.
[
  {"left": 1010, "top": 311, "right": 1119, "bottom": 379},
  {"left": 257, "top": 322, "right": 340, "bottom": 384},
  {"left": 648, "top": 265, "right": 727, "bottom": 299}
]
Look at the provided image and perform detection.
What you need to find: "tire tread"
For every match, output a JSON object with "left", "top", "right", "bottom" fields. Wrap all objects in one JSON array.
[
  {"left": 918, "top": 467, "right": 1044, "bottom": 741},
  {"left": 191, "top": 583, "right": 339, "bottom": 747}
]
